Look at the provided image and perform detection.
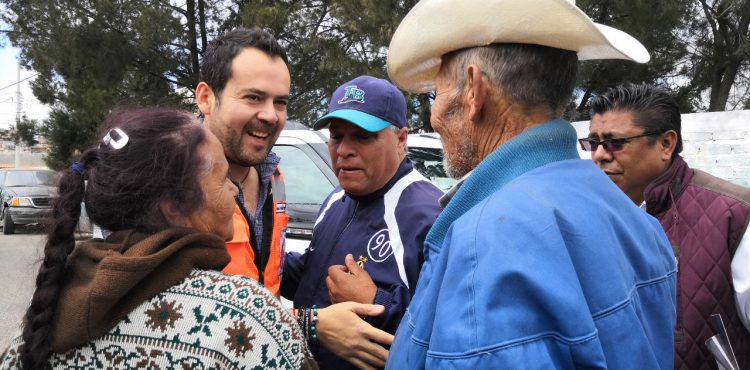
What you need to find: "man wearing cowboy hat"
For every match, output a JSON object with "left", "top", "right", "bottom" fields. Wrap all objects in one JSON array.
[{"left": 384, "top": 0, "right": 677, "bottom": 368}]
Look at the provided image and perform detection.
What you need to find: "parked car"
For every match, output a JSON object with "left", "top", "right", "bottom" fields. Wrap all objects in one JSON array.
[
  {"left": 406, "top": 132, "right": 457, "bottom": 191},
  {"left": 0, "top": 168, "right": 58, "bottom": 234},
  {"left": 274, "top": 121, "right": 337, "bottom": 253}
]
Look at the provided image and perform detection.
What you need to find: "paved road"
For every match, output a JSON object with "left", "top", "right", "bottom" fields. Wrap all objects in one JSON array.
[{"left": 0, "top": 230, "right": 45, "bottom": 349}]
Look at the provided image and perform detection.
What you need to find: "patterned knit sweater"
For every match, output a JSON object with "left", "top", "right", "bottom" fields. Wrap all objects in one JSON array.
[{"left": 0, "top": 269, "right": 312, "bottom": 369}]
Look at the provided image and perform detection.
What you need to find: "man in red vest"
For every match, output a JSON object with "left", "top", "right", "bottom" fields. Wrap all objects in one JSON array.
[{"left": 584, "top": 83, "right": 750, "bottom": 369}]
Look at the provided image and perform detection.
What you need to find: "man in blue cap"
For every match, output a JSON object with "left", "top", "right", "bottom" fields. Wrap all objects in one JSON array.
[{"left": 281, "top": 75, "right": 443, "bottom": 370}]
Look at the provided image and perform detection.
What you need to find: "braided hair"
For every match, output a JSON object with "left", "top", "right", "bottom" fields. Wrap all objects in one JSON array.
[{"left": 19, "top": 107, "right": 207, "bottom": 369}]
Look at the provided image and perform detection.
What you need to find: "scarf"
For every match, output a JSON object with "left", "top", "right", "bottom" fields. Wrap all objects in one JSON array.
[{"left": 50, "top": 227, "right": 230, "bottom": 351}]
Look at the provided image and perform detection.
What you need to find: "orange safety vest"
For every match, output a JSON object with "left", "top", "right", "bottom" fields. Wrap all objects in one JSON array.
[{"left": 222, "top": 168, "right": 288, "bottom": 295}]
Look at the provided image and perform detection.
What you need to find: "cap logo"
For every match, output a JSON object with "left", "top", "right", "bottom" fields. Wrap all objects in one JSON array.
[{"left": 338, "top": 85, "right": 366, "bottom": 104}]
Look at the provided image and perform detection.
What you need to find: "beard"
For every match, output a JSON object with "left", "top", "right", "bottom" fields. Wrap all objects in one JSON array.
[
  {"left": 436, "top": 92, "right": 477, "bottom": 179},
  {"left": 218, "top": 120, "right": 280, "bottom": 167},
  {"left": 227, "top": 133, "right": 272, "bottom": 167},
  {"left": 443, "top": 136, "right": 477, "bottom": 179}
]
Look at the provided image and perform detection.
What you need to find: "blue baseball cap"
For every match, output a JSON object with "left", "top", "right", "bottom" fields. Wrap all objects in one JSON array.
[{"left": 313, "top": 76, "right": 407, "bottom": 132}]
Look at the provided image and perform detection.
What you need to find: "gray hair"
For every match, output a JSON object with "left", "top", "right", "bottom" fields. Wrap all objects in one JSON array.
[
  {"left": 442, "top": 43, "right": 578, "bottom": 117},
  {"left": 387, "top": 125, "right": 407, "bottom": 155}
]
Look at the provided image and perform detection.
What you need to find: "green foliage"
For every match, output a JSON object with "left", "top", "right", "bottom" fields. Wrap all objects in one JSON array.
[
  {"left": 568, "top": 0, "right": 692, "bottom": 121},
  {"left": 40, "top": 109, "right": 96, "bottom": 170},
  {"left": 3, "top": 0, "right": 749, "bottom": 162},
  {"left": 0, "top": 129, "right": 11, "bottom": 142},
  {"left": 2, "top": 0, "right": 199, "bottom": 168},
  {"left": 14, "top": 115, "right": 38, "bottom": 147},
  {"left": 222, "top": 0, "right": 427, "bottom": 128},
  {"left": 680, "top": 0, "right": 750, "bottom": 111}
]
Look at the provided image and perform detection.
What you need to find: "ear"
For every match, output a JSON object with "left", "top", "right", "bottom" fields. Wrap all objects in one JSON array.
[
  {"left": 396, "top": 127, "right": 408, "bottom": 156},
  {"left": 195, "top": 82, "right": 217, "bottom": 117},
  {"left": 159, "top": 199, "right": 191, "bottom": 228},
  {"left": 659, "top": 130, "right": 678, "bottom": 161},
  {"left": 465, "top": 64, "right": 488, "bottom": 123}
]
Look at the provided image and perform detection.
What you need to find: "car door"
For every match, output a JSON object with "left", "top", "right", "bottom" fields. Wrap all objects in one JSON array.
[
  {"left": 0, "top": 169, "right": 6, "bottom": 217},
  {"left": 273, "top": 131, "right": 337, "bottom": 253}
]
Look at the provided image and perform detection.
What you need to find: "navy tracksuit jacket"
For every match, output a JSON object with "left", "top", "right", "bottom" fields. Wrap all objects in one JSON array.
[{"left": 281, "top": 159, "right": 443, "bottom": 369}]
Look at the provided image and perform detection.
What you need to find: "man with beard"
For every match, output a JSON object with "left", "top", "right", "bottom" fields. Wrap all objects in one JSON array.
[
  {"left": 383, "top": 0, "right": 677, "bottom": 368},
  {"left": 196, "top": 28, "right": 291, "bottom": 295},
  {"left": 196, "top": 29, "right": 394, "bottom": 369}
]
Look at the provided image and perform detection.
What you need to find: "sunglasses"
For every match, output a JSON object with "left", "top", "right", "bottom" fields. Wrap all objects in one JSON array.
[{"left": 578, "top": 131, "right": 662, "bottom": 153}]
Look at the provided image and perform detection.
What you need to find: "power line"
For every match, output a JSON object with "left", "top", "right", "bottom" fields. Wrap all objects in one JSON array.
[{"left": 0, "top": 73, "right": 38, "bottom": 92}]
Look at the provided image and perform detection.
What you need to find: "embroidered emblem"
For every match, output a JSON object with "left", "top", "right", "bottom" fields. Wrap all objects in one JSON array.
[
  {"left": 357, "top": 255, "right": 368, "bottom": 269},
  {"left": 367, "top": 229, "right": 393, "bottom": 262},
  {"left": 338, "top": 85, "right": 366, "bottom": 104},
  {"left": 275, "top": 202, "right": 286, "bottom": 213}
]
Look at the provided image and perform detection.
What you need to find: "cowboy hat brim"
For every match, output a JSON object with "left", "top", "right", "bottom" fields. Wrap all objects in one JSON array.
[{"left": 387, "top": 0, "right": 650, "bottom": 93}]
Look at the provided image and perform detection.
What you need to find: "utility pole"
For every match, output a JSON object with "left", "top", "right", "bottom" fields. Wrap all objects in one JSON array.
[
  {"left": 15, "top": 64, "right": 22, "bottom": 121},
  {"left": 14, "top": 62, "right": 22, "bottom": 168}
]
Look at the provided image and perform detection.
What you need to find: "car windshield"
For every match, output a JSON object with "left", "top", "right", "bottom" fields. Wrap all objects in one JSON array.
[
  {"left": 273, "top": 145, "right": 334, "bottom": 204},
  {"left": 4, "top": 170, "right": 58, "bottom": 187},
  {"left": 407, "top": 147, "right": 457, "bottom": 191}
]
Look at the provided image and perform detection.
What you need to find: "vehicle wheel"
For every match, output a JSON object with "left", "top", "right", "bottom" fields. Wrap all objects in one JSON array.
[{"left": 3, "top": 210, "right": 14, "bottom": 235}]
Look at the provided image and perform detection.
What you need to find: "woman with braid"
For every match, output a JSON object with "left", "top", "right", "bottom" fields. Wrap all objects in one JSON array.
[{"left": 0, "top": 107, "right": 317, "bottom": 369}]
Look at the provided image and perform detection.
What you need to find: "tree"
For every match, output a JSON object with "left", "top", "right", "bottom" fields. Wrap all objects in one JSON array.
[
  {"left": 569, "top": 0, "right": 692, "bottom": 120},
  {"left": 327, "top": 0, "right": 429, "bottom": 131},
  {"left": 7, "top": 0, "right": 744, "bottom": 160},
  {"left": 14, "top": 115, "right": 38, "bottom": 147},
  {"left": 681, "top": 0, "right": 750, "bottom": 111},
  {"left": 221, "top": 0, "right": 428, "bottom": 128},
  {"left": 2, "top": 0, "right": 207, "bottom": 169}
]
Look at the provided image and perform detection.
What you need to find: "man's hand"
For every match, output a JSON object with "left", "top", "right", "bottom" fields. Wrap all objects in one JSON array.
[
  {"left": 317, "top": 302, "right": 394, "bottom": 370},
  {"left": 327, "top": 254, "right": 378, "bottom": 304}
]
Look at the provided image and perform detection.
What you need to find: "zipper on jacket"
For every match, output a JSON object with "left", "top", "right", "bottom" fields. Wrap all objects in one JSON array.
[
  {"left": 258, "top": 186, "right": 274, "bottom": 283},
  {"left": 311, "top": 198, "right": 359, "bottom": 301},
  {"left": 236, "top": 195, "right": 266, "bottom": 285}
]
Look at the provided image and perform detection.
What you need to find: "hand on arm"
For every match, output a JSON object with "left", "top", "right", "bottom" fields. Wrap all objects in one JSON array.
[
  {"left": 317, "top": 302, "right": 394, "bottom": 370},
  {"left": 326, "top": 254, "right": 378, "bottom": 304}
]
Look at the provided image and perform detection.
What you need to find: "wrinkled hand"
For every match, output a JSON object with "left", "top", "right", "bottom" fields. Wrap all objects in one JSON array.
[
  {"left": 317, "top": 302, "right": 394, "bottom": 370},
  {"left": 327, "top": 254, "right": 378, "bottom": 304}
]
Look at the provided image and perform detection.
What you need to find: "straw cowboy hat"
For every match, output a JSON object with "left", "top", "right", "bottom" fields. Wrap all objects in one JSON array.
[{"left": 387, "top": 0, "right": 650, "bottom": 93}]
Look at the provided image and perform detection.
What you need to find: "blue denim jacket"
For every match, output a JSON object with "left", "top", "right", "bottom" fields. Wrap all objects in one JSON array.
[{"left": 387, "top": 120, "right": 676, "bottom": 369}]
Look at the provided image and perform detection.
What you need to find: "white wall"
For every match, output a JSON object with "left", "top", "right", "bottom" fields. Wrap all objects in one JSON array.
[
  {"left": 572, "top": 110, "right": 750, "bottom": 187},
  {"left": 0, "top": 151, "right": 46, "bottom": 168}
]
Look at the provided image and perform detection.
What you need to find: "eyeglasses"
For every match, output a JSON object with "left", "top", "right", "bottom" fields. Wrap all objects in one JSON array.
[{"left": 578, "top": 131, "right": 662, "bottom": 153}]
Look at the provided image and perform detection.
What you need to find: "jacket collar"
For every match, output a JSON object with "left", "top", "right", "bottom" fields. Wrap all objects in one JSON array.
[
  {"left": 644, "top": 155, "right": 694, "bottom": 216},
  {"left": 426, "top": 119, "right": 580, "bottom": 249},
  {"left": 439, "top": 170, "right": 472, "bottom": 208},
  {"left": 258, "top": 151, "right": 281, "bottom": 181}
]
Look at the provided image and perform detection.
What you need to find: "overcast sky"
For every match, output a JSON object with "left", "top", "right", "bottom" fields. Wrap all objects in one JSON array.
[{"left": 0, "top": 42, "right": 50, "bottom": 130}]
